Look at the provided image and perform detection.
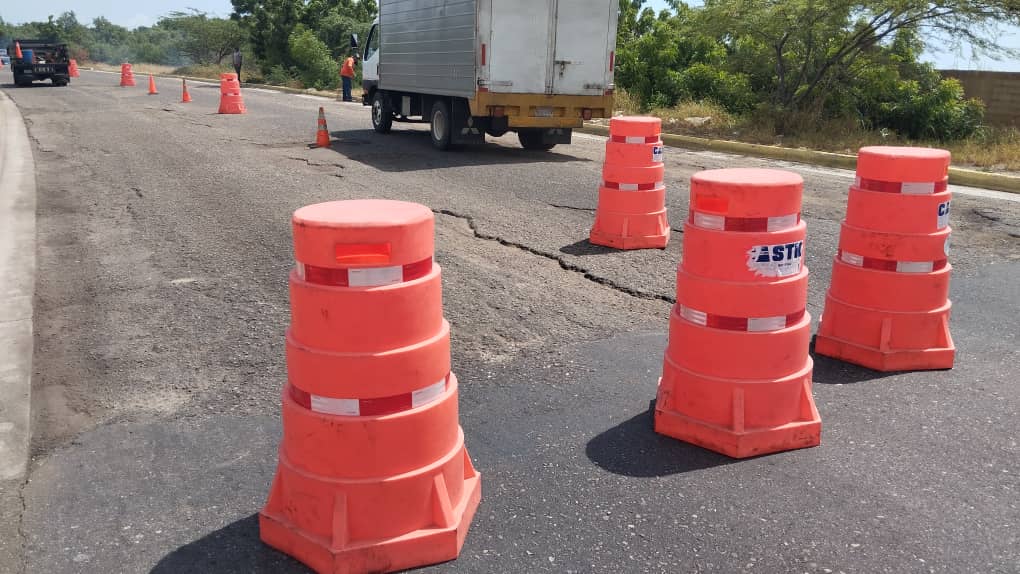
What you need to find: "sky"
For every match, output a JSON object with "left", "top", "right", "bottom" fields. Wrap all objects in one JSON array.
[{"left": 1, "top": 0, "right": 1017, "bottom": 70}]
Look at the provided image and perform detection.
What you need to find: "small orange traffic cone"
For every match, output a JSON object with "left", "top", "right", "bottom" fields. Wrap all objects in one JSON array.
[
  {"left": 68, "top": 59, "right": 80, "bottom": 77},
  {"left": 148, "top": 74, "right": 158, "bottom": 95},
  {"left": 14, "top": 42, "right": 23, "bottom": 60},
  {"left": 314, "top": 107, "right": 330, "bottom": 148},
  {"left": 181, "top": 79, "right": 192, "bottom": 103}
]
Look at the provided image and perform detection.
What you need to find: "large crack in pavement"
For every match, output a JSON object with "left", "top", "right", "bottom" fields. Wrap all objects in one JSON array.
[{"left": 434, "top": 209, "right": 676, "bottom": 304}]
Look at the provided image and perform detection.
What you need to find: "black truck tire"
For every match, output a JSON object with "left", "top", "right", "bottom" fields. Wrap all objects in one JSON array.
[
  {"left": 518, "top": 129, "right": 556, "bottom": 151},
  {"left": 371, "top": 91, "right": 393, "bottom": 134},
  {"left": 430, "top": 100, "right": 453, "bottom": 151}
]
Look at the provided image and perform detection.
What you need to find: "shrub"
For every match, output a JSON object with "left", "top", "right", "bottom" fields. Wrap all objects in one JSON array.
[
  {"left": 287, "top": 28, "right": 339, "bottom": 90},
  {"left": 852, "top": 63, "right": 985, "bottom": 141},
  {"left": 265, "top": 64, "right": 296, "bottom": 87}
]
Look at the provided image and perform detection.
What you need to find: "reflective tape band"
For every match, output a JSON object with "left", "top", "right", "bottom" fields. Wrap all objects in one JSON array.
[
  {"left": 291, "top": 376, "right": 449, "bottom": 417},
  {"left": 604, "top": 181, "right": 665, "bottom": 191},
  {"left": 296, "top": 257, "right": 433, "bottom": 287},
  {"left": 679, "top": 305, "right": 805, "bottom": 332},
  {"left": 690, "top": 211, "right": 800, "bottom": 232},
  {"left": 610, "top": 135, "right": 659, "bottom": 144},
  {"left": 855, "top": 177, "right": 948, "bottom": 195},
  {"left": 839, "top": 250, "right": 948, "bottom": 273}
]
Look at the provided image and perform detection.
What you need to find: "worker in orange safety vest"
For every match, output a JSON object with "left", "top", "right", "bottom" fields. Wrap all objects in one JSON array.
[{"left": 340, "top": 53, "right": 358, "bottom": 102}]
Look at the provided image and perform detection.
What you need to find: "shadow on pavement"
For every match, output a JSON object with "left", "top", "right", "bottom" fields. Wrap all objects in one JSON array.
[
  {"left": 322, "top": 128, "right": 592, "bottom": 173},
  {"left": 586, "top": 401, "right": 734, "bottom": 477},
  {"left": 150, "top": 514, "right": 311, "bottom": 574},
  {"left": 1, "top": 83, "right": 58, "bottom": 89},
  {"left": 809, "top": 341, "right": 904, "bottom": 385},
  {"left": 559, "top": 238, "right": 618, "bottom": 256}
]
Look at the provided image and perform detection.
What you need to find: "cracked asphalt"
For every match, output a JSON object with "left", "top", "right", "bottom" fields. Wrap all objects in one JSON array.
[{"left": 1, "top": 70, "right": 1019, "bottom": 574}]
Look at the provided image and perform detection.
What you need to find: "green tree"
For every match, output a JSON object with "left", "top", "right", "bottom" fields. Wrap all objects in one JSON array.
[
  {"left": 231, "top": 0, "right": 303, "bottom": 68},
  {"left": 161, "top": 10, "right": 245, "bottom": 65},
  {"left": 702, "top": 0, "right": 1020, "bottom": 111}
]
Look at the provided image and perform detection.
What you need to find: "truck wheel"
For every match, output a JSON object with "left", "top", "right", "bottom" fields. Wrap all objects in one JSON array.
[
  {"left": 430, "top": 100, "right": 452, "bottom": 151},
  {"left": 371, "top": 91, "right": 393, "bottom": 134},
  {"left": 518, "top": 129, "right": 556, "bottom": 151}
]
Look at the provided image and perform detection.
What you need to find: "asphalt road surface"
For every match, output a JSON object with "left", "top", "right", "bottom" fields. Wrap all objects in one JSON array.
[{"left": 1, "top": 70, "right": 1019, "bottom": 574}]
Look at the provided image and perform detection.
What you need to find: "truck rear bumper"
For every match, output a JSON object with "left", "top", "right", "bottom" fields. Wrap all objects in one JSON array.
[{"left": 470, "top": 92, "right": 614, "bottom": 129}]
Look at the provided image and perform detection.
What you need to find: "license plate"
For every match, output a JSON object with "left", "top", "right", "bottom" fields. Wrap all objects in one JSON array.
[
  {"left": 534, "top": 107, "right": 554, "bottom": 118},
  {"left": 35, "top": 66, "right": 54, "bottom": 73}
]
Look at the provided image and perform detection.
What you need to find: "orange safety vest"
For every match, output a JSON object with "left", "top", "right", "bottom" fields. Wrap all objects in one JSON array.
[{"left": 341, "top": 57, "right": 355, "bottom": 78}]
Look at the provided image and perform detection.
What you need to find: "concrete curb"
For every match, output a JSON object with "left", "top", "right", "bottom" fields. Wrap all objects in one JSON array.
[
  {"left": 580, "top": 124, "right": 1020, "bottom": 194},
  {"left": 0, "top": 90, "right": 36, "bottom": 480}
]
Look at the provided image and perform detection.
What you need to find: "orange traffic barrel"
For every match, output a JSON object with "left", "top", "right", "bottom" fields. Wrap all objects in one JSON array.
[
  {"left": 218, "top": 74, "right": 246, "bottom": 114},
  {"left": 815, "top": 146, "right": 955, "bottom": 371},
  {"left": 119, "top": 63, "right": 136, "bottom": 87},
  {"left": 655, "top": 168, "right": 821, "bottom": 458},
  {"left": 589, "top": 116, "right": 670, "bottom": 249},
  {"left": 260, "top": 200, "right": 481, "bottom": 574},
  {"left": 220, "top": 72, "right": 240, "bottom": 94}
]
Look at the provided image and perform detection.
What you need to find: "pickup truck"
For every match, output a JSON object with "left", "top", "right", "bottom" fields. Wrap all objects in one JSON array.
[
  {"left": 9, "top": 40, "right": 71, "bottom": 87},
  {"left": 360, "top": 0, "right": 618, "bottom": 151}
]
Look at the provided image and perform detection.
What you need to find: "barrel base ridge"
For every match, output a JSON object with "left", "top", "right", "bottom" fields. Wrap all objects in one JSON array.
[
  {"left": 815, "top": 294, "right": 955, "bottom": 372},
  {"left": 260, "top": 449, "right": 481, "bottom": 574},
  {"left": 589, "top": 213, "right": 670, "bottom": 250},
  {"left": 654, "top": 376, "right": 821, "bottom": 459}
]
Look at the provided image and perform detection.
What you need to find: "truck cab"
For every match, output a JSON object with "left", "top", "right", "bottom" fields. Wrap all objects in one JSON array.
[
  {"left": 361, "top": 0, "right": 617, "bottom": 151},
  {"left": 9, "top": 40, "right": 71, "bottom": 87}
]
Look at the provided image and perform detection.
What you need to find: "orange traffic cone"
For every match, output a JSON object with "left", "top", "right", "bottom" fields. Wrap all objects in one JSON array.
[
  {"left": 181, "top": 79, "right": 192, "bottom": 103},
  {"left": 218, "top": 73, "right": 246, "bottom": 114},
  {"left": 589, "top": 116, "right": 670, "bottom": 250},
  {"left": 68, "top": 59, "right": 80, "bottom": 77},
  {"left": 815, "top": 146, "right": 955, "bottom": 371},
  {"left": 147, "top": 74, "right": 158, "bottom": 95},
  {"left": 119, "top": 63, "right": 136, "bottom": 87},
  {"left": 14, "top": 42, "right": 23, "bottom": 60},
  {"left": 260, "top": 200, "right": 481, "bottom": 574},
  {"left": 313, "top": 107, "right": 330, "bottom": 148},
  {"left": 655, "top": 168, "right": 821, "bottom": 458}
]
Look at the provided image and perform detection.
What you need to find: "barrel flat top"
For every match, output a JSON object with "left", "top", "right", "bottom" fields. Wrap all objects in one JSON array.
[
  {"left": 293, "top": 200, "right": 433, "bottom": 229},
  {"left": 692, "top": 168, "right": 804, "bottom": 188}
]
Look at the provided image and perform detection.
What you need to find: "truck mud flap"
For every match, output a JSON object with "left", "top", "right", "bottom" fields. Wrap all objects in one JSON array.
[{"left": 451, "top": 99, "right": 486, "bottom": 145}]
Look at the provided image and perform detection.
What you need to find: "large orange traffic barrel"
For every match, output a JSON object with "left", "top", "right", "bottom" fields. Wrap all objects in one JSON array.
[
  {"left": 218, "top": 73, "right": 246, "bottom": 114},
  {"left": 260, "top": 200, "right": 481, "bottom": 574},
  {"left": 119, "top": 63, "right": 136, "bottom": 87},
  {"left": 655, "top": 168, "right": 821, "bottom": 458},
  {"left": 815, "top": 146, "right": 955, "bottom": 371},
  {"left": 589, "top": 116, "right": 670, "bottom": 249}
]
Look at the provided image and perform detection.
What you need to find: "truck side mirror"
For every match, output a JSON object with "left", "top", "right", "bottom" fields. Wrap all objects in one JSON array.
[{"left": 350, "top": 34, "right": 359, "bottom": 49}]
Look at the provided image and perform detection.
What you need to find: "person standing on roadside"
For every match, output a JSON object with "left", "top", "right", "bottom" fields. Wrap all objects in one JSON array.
[
  {"left": 340, "top": 53, "right": 358, "bottom": 102},
  {"left": 232, "top": 48, "right": 243, "bottom": 83}
]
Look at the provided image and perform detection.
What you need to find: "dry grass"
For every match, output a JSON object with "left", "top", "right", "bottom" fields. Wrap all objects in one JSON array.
[
  {"left": 618, "top": 93, "right": 1020, "bottom": 172},
  {"left": 85, "top": 61, "right": 178, "bottom": 75}
]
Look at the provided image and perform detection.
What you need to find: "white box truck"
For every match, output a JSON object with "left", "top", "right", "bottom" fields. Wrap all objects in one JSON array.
[{"left": 360, "top": 0, "right": 618, "bottom": 150}]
